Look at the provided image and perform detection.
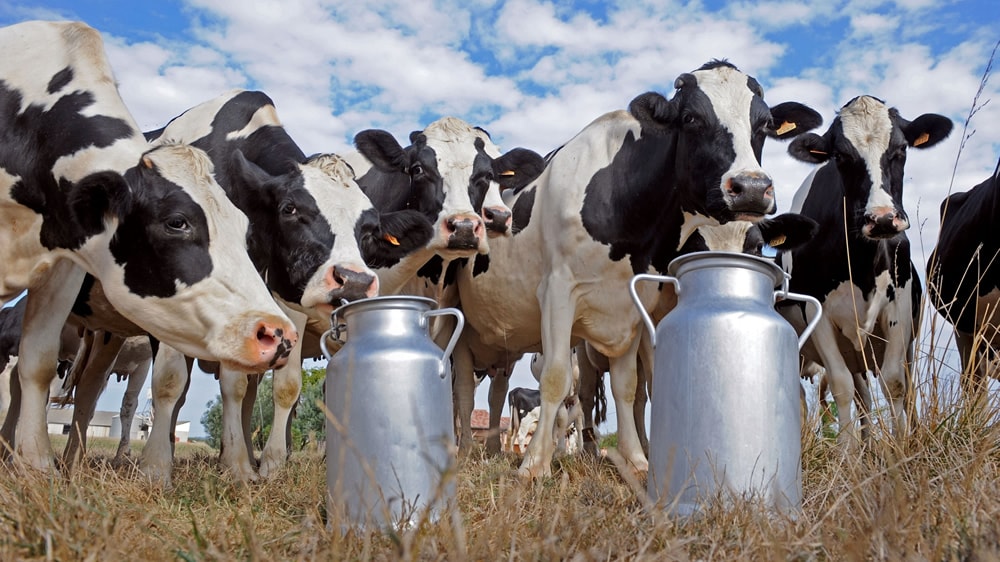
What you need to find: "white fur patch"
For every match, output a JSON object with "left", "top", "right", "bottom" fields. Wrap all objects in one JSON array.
[{"left": 838, "top": 96, "right": 894, "bottom": 216}]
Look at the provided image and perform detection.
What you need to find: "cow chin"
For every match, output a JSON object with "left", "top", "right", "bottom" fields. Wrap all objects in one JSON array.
[{"left": 732, "top": 211, "right": 766, "bottom": 223}]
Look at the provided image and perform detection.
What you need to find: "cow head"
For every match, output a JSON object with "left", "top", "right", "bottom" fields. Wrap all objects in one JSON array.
[
  {"left": 788, "top": 95, "right": 952, "bottom": 239},
  {"left": 230, "top": 151, "right": 432, "bottom": 312},
  {"left": 629, "top": 60, "right": 822, "bottom": 224},
  {"left": 686, "top": 212, "right": 819, "bottom": 255},
  {"left": 355, "top": 117, "right": 543, "bottom": 258},
  {"left": 72, "top": 144, "right": 297, "bottom": 372}
]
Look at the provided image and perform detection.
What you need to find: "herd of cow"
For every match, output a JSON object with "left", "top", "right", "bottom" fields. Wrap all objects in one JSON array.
[{"left": 0, "top": 19, "right": 996, "bottom": 490}]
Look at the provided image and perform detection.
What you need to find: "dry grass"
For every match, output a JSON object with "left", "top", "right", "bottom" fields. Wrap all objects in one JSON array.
[{"left": 2, "top": 411, "right": 1000, "bottom": 561}]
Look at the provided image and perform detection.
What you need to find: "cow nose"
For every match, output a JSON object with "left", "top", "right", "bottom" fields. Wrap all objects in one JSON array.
[
  {"left": 726, "top": 173, "right": 775, "bottom": 215},
  {"left": 327, "top": 265, "right": 379, "bottom": 301},
  {"left": 446, "top": 215, "right": 483, "bottom": 249},
  {"left": 482, "top": 206, "right": 512, "bottom": 236},
  {"left": 864, "top": 210, "right": 906, "bottom": 238},
  {"left": 252, "top": 317, "right": 298, "bottom": 370}
]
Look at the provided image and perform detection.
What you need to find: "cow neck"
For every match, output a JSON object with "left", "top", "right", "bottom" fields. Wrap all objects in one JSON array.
[
  {"left": 375, "top": 244, "right": 442, "bottom": 295},
  {"left": 590, "top": 124, "right": 696, "bottom": 275}
]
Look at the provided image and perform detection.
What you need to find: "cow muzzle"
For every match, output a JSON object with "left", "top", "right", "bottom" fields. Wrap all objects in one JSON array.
[
  {"left": 326, "top": 264, "right": 379, "bottom": 302},
  {"left": 482, "top": 205, "right": 512, "bottom": 237},
  {"left": 725, "top": 173, "right": 775, "bottom": 218},
  {"left": 445, "top": 215, "right": 484, "bottom": 250},
  {"left": 244, "top": 315, "right": 298, "bottom": 371},
  {"left": 863, "top": 209, "right": 909, "bottom": 238}
]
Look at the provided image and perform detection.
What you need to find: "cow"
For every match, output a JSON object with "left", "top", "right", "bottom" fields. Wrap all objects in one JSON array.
[
  {"left": 137, "top": 90, "right": 434, "bottom": 481},
  {"left": 450, "top": 60, "right": 822, "bottom": 478},
  {"left": 0, "top": 21, "right": 300, "bottom": 470},
  {"left": 506, "top": 387, "right": 541, "bottom": 454},
  {"left": 777, "top": 95, "right": 952, "bottom": 444},
  {"left": 58, "top": 332, "right": 152, "bottom": 468},
  {"left": 927, "top": 158, "right": 1000, "bottom": 397}
]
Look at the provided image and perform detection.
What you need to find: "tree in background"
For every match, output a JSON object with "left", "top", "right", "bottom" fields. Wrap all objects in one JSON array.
[{"left": 200, "top": 368, "right": 327, "bottom": 451}]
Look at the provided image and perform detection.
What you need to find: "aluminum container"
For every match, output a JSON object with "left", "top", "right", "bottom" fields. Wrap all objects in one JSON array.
[
  {"left": 320, "top": 295, "right": 464, "bottom": 531},
  {"left": 630, "top": 251, "right": 821, "bottom": 516}
]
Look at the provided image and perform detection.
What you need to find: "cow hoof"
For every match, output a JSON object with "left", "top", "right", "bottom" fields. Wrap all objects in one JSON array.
[
  {"left": 139, "top": 462, "right": 173, "bottom": 488},
  {"left": 257, "top": 455, "right": 283, "bottom": 479},
  {"left": 225, "top": 463, "right": 259, "bottom": 483}
]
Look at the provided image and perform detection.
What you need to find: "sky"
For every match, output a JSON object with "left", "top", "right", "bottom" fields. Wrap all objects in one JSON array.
[{"left": 0, "top": 1, "right": 998, "bottom": 438}]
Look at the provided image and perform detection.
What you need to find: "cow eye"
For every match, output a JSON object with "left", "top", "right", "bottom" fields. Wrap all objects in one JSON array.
[
  {"left": 165, "top": 215, "right": 190, "bottom": 233},
  {"left": 410, "top": 163, "right": 424, "bottom": 176},
  {"left": 682, "top": 113, "right": 696, "bottom": 125},
  {"left": 280, "top": 202, "right": 297, "bottom": 216}
]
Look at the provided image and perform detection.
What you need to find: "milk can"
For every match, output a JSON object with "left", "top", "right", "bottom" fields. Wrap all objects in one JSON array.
[
  {"left": 319, "top": 295, "right": 464, "bottom": 531},
  {"left": 629, "top": 251, "right": 821, "bottom": 516}
]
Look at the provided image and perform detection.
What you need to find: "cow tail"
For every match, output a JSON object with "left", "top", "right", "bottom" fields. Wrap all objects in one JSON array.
[{"left": 595, "top": 374, "right": 608, "bottom": 425}]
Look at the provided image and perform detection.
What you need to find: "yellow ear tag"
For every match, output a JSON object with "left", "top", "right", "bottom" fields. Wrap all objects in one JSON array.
[
  {"left": 142, "top": 155, "right": 154, "bottom": 169},
  {"left": 384, "top": 233, "right": 400, "bottom": 246},
  {"left": 769, "top": 235, "right": 787, "bottom": 247},
  {"left": 913, "top": 132, "right": 930, "bottom": 147},
  {"left": 775, "top": 121, "right": 796, "bottom": 135},
  {"left": 500, "top": 170, "right": 516, "bottom": 177}
]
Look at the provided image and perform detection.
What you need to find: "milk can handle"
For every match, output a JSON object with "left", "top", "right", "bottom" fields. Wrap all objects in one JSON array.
[
  {"left": 319, "top": 328, "right": 337, "bottom": 360},
  {"left": 774, "top": 290, "right": 823, "bottom": 350},
  {"left": 422, "top": 307, "right": 465, "bottom": 379},
  {"left": 629, "top": 273, "right": 680, "bottom": 348}
]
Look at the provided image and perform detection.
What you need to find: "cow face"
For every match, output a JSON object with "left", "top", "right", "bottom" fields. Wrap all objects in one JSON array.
[
  {"left": 788, "top": 95, "right": 952, "bottom": 239},
  {"left": 231, "top": 151, "right": 403, "bottom": 312},
  {"left": 75, "top": 145, "right": 297, "bottom": 372},
  {"left": 355, "top": 118, "right": 543, "bottom": 259},
  {"left": 629, "top": 61, "right": 822, "bottom": 224}
]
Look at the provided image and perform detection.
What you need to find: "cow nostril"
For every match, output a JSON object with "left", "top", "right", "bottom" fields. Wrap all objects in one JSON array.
[
  {"left": 484, "top": 208, "right": 495, "bottom": 221},
  {"left": 256, "top": 325, "right": 277, "bottom": 348}
]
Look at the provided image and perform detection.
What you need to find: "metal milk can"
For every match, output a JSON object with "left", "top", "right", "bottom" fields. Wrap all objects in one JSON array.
[
  {"left": 630, "top": 251, "right": 821, "bottom": 516},
  {"left": 320, "top": 295, "right": 464, "bottom": 531}
]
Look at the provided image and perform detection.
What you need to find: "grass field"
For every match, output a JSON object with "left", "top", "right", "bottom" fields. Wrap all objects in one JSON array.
[{"left": 2, "top": 397, "right": 1000, "bottom": 562}]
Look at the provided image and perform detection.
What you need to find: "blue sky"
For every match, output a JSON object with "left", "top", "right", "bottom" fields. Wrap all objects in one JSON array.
[{"left": 1, "top": 1, "right": 998, "bottom": 436}]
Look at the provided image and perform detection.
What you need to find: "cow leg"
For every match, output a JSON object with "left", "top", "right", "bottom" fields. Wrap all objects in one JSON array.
[
  {"left": 635, "top": 332, "right": 654, "bottom": 456},
  {"left": 0, "top": 361, "right": 21, "bottom": 458},
  {"left": 955, "top": 330, "right": 987, "bottom": 401},
  {"left": 16, "top": 260, "right": 86, "bottom": 471},
  {"left": 811, "top": 319, "right": 860, "bottom": 445},
  {"left": 451, "top": 333, "right": 477, "bottom": 453},
  {"left": 853, "top": 371, "right": 873, "bottom": 441},
  {"left": 218, "top": 368, "right": 257, "bottom": 481},
  {"left": 258, "top": 304, "right": 308, "bottom": 479},
  {"left": 0, "top": 358, "right": 16, "bottom": 435},
  {"left": 608, "top": 336, "right": 648, "bottom": 473},
  {"left": 520, "top": 283, "right": 576, "bottom": 478},
  {"left": 64, "top": 331, "right": 124, "bottom": 471},
  {"left": 241, "top": 373, "right": 261, "bottom": 466},
  {"left": 114, "top": 354, "right": 150, "bottom": 463},
  {"left": 507, "top": 393, "right": 520, "bottom": 454},
  {"left": 139, "top": 344, "right": 191, "bottom": 486},
  {"left": 485, "top": 364, "right": 510, "bottom": 455},
  {"left": 877, "top": 295, "right": 914, "bottom": 436},
  {"left": 575, "top": 342, "right": 601, "bottom": 456}
]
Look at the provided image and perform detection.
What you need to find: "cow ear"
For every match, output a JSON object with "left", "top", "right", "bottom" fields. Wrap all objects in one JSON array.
[
  {"left": 629, "top": 92, "right": 676, "bottom": 125},
  {"left": 359, "top": 209, "right": 434, "bottom": 268},
  {"left": 768, "top": 102, "right": 823, "bottom": 139},
  {"left": 230, "top": 149, "right": 276, "bottom": 196},
  {"left": 758, "top": 213, "right": 818, "bottom": 251},
  {"left": 69, "top": 171, "right": 133, "bottom": 235},
  {"left": 788, "top": 132, "right": 831, "bottom": 164},
  {"left": 901, "top": 113, "right": 953, "bottom": 149},
  {"left": 493, "top": 148, "right": 545, "bottom": 192},
  {"left": 355, "top": 129, "right": 409, "bottom": 172}
]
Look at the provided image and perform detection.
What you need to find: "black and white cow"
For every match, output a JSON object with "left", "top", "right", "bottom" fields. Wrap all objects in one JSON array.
[
  {"left": 141, "top": 90, "right": 434, "bottom": 481},
  {"left": 348, "top": 117, "right": 545, "bottom": 295},
  {"left": 777, "top": 95, "right": 952, "bottom": 442},
  {"left": 927, "top": 158, "right": 1000, "bottom": 394},
  {"left": 506, "top": 387, "right": 541, "bottom": 453},
  {"left": 0, "top": 21, "right": 298, "bottom": 470},
  {"left": 452, "top": 60, "right": 821, "bottom": 478}
]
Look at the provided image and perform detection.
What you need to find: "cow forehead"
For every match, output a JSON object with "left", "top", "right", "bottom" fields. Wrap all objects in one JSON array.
[
  {"left": 146, "top": 144, "right": 249, "bottom": 234},
  {"left": 297, "top": 158, "right": 374, "bottom": 216},
  {"left": 838, "top": 96, "right": 893, "bottom": 157},
  {"left": 690, "top": 66, "right": 757, "bottom": 126}
]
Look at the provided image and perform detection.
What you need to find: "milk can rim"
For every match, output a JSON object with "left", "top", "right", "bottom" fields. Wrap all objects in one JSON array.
[
  {"left": 330, "top": 295, "right": 438, "bottom": 320},
  {"left": 666, "top": 251, "right": 785, "bottom": 287}
]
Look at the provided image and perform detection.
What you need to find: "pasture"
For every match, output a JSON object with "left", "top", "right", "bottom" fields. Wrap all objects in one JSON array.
[{"left": 3, "top": 371, "right": 1000, "bottom": 561}]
